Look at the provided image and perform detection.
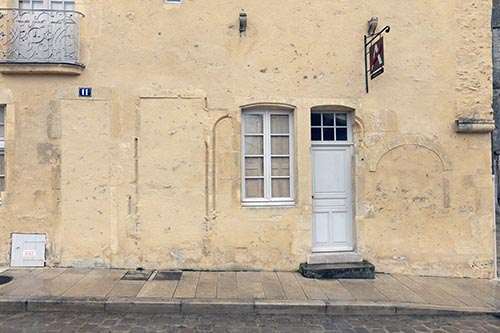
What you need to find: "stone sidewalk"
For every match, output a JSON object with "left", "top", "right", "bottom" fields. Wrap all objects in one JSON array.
[{"left": 0, "top": 268, "right": 499, "bottom": 316}]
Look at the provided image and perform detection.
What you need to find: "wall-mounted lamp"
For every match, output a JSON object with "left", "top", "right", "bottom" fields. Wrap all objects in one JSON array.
[
  {"left": 367, "top": 17, "right": 378, "bottom": 36},
  {"left": 239, "top": 13, "right": 247, "bottom": 35}
]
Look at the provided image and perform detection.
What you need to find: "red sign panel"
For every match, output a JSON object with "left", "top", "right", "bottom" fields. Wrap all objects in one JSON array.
[{"left": 369, "top": 37, "right": 384, "bottom": 76}]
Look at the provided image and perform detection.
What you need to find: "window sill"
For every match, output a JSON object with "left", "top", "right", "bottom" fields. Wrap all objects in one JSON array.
[
  {"left": 0, "top": 62, "right": 85, "bottom": 75},
  {"left": 242, "top": 201, "right": 295, "bottom": 208}
]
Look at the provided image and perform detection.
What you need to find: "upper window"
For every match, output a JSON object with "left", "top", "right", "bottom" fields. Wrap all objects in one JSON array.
[
  {"left": 242, "top": 109, "right": 294, "bottom": 205},
  {"left": 19, "top": 0, "right": 75, "bottom": 10},
  {"left": 311, "top": 112, "right": 350, "bottom": 142}
]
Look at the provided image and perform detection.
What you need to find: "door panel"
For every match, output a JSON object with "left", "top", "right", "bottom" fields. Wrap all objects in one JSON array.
[
  {"left": 312, "top": 149, "right": 347, "bottom": 197},
  {"left": 312, "top": 146, "right": 353, "bottom": 252},
  {"left": 313, "top": 211, "right": 330, "bottom": 244}
]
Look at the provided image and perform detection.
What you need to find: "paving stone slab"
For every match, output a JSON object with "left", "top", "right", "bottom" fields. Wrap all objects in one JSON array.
[
  {"left": 173, "top": 271, "right": 199, "bottom": 298},
  {"left": 217, "top": 272, "right": 237, "bottom": 299}
]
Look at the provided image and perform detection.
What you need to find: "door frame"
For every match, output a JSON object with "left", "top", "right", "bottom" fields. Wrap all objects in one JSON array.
[{"left": 310, "top": 110, "right": 355, "bottom": 253}]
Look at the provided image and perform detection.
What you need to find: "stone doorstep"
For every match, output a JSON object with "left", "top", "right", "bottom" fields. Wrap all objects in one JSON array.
[
  {"left": 299, "top": 261, "right": 375, "bottom": 279},
  {"left": 307, "top": 252, "right": 363, "bottom": 265}
]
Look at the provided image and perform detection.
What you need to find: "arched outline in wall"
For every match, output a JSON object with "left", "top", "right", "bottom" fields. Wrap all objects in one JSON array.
[
  {"left": 353, "top": 116, "right": 366, "bottom": 147},
  {"left": 370, "top": 140, "right": 453, "bottom": 172}
]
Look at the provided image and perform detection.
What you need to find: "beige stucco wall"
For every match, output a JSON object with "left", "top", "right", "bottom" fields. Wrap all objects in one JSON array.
[{"left": 0, "top": 0, "right": 494, "bottom": 278}]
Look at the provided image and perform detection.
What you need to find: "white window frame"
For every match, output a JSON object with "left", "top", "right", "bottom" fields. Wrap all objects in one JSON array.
[{"left": 241, "top": 109, "right": 294, "bottom": 207}]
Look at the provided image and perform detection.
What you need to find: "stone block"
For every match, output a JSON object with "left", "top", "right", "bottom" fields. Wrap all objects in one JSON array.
[
  {"left": 327, "top": 302, "right": 396, "bottom": 316},
  {"left": 0, "top": 297, "right": 27, "bottom": 312},
  {"left": 307, "top": 252, "right": 363, "bottom": 264},
  {"left": 181, "top": 299, "right": 254, "bottom": 314},
  {"left": 394, "top": 304, "right": 493, "bottom": 316},
  {"left": 27, "top": 298, "right": 105, "bottom": 312},
  {"left": 105, "top": 298, "right": 181, "bottom": 314},
  {"left": 255, "top": 300, "right": 326, "bottom": 315}
]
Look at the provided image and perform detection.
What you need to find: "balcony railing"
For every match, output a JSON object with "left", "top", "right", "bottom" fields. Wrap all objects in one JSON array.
[{"left": 0, "top": 8, "right": 84, "bottom": 67}]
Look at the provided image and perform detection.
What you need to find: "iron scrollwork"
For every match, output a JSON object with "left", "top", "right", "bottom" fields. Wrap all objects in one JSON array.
[{"left": 0, "top": 8, "right": 84, "bottom": 66}]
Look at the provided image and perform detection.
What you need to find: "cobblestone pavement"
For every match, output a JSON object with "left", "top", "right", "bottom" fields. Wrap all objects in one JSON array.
[{"left": 0, "top": 312, "right": 499, "bottom": 333}]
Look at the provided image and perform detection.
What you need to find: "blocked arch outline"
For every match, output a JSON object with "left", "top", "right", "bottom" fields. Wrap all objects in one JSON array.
[{"left": 370, "top": 139, "right": 453, "bottom": 172}]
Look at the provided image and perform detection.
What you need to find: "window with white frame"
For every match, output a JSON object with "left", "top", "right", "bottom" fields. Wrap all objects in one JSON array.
[
  {"left": 0, "top": 106, "right": 5, "bottom": 192},
  {"left": 242, "top": 109, "right": 294, "bottom": 205},
  {"left": 18, "top": 0, "right": 75, "bottom": 10}
]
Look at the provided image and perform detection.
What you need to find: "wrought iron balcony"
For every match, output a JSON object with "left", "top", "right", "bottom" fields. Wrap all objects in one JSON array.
[{"left": 0, "top": 8, "right": 84, "bottom": 67}]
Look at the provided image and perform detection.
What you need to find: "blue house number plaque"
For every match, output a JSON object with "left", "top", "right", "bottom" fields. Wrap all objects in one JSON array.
[{"left": 79, "top": 87, "right": 92, "bottom": 97}]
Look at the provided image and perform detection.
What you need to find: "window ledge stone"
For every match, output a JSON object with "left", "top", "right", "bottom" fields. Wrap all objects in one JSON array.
[{"left": 0, "top": 63, "right": 84, "bottom": 75}]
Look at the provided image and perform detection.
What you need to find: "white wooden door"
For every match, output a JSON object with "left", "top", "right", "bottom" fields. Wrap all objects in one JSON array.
[
  {"left": 310, "top": 111, "right": 353, "bottom": 252},
  {"left": 311, "top": 146, "right": 353, "bottom": 252}
]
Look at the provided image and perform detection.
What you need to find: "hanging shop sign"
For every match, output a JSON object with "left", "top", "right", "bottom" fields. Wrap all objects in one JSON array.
[
  {"left": 364, "top": 25, "right": 390, "bottom": 93},
  {"left": 369, "top": 37, "right": 384, "bottom": 79}
]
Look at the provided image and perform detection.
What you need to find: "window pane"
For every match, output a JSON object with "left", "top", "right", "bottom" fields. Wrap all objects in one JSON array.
[
  {"left": 51, "top": 1, "right": 63, "bottom": 10},
  {"left": 323, "top": 113, "right": 334, "bottom": 126},
  {"left": 323, "top": 128, "right": 335, "bottom": 141},
  {"left": 272, "top": 178, "right": 290, "bottom": 198},
  {"left": 311, "top": 128, "right": 321, "bottom": 141},
  {"left": 244, "top": 114, "right": 263, "bottom": 134},
  {"left": 271, "top": 115, "right": 289, "bottom": 134},
  {"left": 33, "top": 1, "right": 44, "bottom": 9},
  {"left": 271, "top": 157, "right": 290, "bottom": 176},
  {"left": 19, "top": 1, "right": 31, "bottom": 10},
  {"left": 311, "top": 113, "right": 321, "bottom": 126},
  {"left": 336, "top": 113, "right": 347, "bottom": 126},
  {"left": 271, "top": 136, "right": 289, "bottom": 155},
  {"left": 336, "top": 128, "right": 348, "bottom": 141},
  {"left": 0, "top": 125, "right": 4, "bottom": 138},
  {"left": 0, "top": 177, "right": 4, "bottom": 192},
  {"left": 244, "top": 136, "right": 263, "bottom": 155},
  {"left": 245, "top": 157, "right": 263, "bottom": 176},
  {"left": 246, "top": 179, "right": 264, "bottom": 198}
]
